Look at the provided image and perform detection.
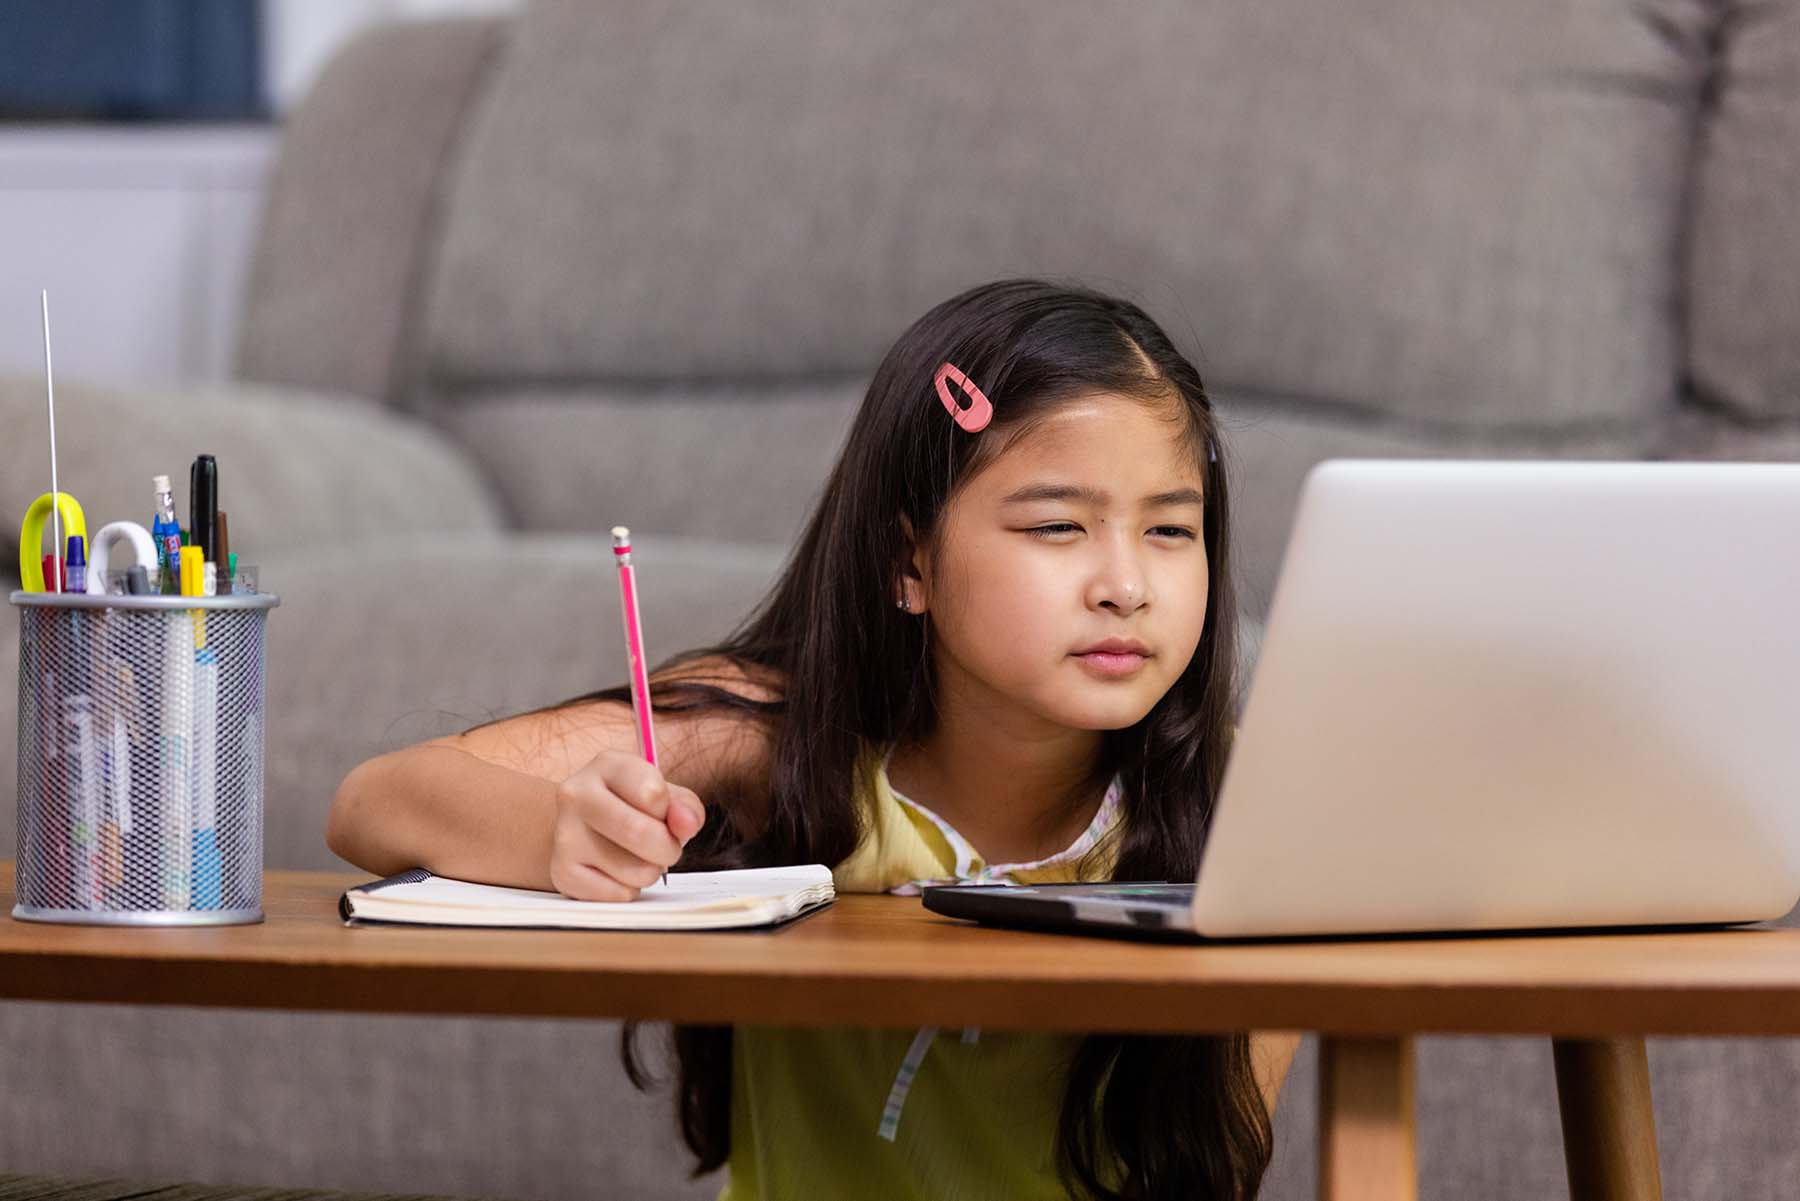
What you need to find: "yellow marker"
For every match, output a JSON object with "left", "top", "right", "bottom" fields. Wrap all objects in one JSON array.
[
  {"left": 180, "top": 546, "right": 203, "bottom": 598},
  {"left": 181, "top": 546, "right": 207, "bottom": 650},
  {"left": 17, "top": 491, "right": 86, "bottom": 590}
]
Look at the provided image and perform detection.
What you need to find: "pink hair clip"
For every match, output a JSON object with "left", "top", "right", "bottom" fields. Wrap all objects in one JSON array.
[{"left": 934, "top": 361, "right": 993, "bottom": 433}]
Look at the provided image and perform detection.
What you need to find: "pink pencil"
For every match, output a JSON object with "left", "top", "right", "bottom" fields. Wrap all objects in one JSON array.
[{"left": 611, "top": 526, "right": 666, "bottom": 884}]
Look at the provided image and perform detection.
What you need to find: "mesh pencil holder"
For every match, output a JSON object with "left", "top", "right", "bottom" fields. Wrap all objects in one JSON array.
[{"left": 11, "top": 589, "right": 278, "bottom": 925}]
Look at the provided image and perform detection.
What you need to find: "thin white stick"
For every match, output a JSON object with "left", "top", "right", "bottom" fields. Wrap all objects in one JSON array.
[{"left": 42, "top": 290, "right": 62, "bottom": 581}]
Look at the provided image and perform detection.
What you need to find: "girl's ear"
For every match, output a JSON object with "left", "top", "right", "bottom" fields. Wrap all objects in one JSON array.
[{"left": 895, "top": 512, "right": 929, "bottom": 613}]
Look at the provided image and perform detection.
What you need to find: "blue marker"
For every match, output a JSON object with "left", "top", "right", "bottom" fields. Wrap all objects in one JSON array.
[
  {"left": 64, "top": 534, "right": 86, "bottom": 594},
  {"left": 152, "top": 474, "right": 181, "bottom": 595}
]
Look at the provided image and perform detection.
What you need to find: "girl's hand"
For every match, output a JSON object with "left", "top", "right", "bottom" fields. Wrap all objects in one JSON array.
[{"left": 550, "top": 748, "right": 707, "bottom": 901}]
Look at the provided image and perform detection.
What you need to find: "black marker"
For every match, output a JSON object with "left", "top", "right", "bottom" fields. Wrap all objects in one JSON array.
[{"left": 190, "top": 453, "right": 218, "bottom": 582}]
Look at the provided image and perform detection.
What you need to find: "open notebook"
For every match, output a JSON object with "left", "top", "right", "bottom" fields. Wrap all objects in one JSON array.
[{"left": 339, "top": 865, "right": 835, "bottom": 930}]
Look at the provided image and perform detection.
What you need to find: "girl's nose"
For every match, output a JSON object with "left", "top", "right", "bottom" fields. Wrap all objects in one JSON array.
[
  {"left": 1087, "top": 540, "right": 1150, "bottom": 613},
  {"left": 1100, "top": 580, "right": 1147, "bottom": 614}
]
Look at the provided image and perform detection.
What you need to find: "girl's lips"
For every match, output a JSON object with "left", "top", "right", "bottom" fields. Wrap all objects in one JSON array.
[{"left": 1073, "top": 651, "right": 1149, "bottom": 678}]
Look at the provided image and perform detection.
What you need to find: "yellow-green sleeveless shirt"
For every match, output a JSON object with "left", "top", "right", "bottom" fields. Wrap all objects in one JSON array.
[{"left": 719, "top": 743, "right": 1124, "bottom": 1201}]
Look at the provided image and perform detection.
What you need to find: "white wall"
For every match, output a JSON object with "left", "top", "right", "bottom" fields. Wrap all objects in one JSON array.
[{"left": 0, "top": 127, "right": 274, "bottom": 388}]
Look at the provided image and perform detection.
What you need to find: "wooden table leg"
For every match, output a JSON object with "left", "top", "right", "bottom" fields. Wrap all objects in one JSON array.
[
  {"left": 1552, "top": 1036, "right": 1663, "bottom": 1201},
  {"left": 1319, "top": 1035, "right": 1417, "bottom": 1201}
]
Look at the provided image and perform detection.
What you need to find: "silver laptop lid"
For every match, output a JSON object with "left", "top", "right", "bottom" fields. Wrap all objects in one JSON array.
[{"left": 1193, "top": 460, "right": 1800, "bottom": 938}]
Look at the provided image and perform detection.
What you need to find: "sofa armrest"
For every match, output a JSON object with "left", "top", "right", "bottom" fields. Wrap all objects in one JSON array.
[
  {"left": 1, "top": 375, "right": 503, "bottom": 583},
  {"left": 237, "top": 16, "right": 509, "bottom": 406}
]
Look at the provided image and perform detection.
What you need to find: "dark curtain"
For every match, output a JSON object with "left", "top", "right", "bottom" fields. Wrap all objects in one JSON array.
[{"left": 0, "top": 0, "right": 265, "bottom": 121}]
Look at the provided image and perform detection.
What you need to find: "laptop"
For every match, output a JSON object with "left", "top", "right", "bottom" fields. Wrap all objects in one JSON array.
[{"left": 923, "top": 460, "right": 1800, "bottom": 941}]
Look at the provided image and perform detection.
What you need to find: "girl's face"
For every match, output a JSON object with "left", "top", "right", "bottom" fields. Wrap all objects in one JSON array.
[{"left": 910, "top": 391, "right": 1211, "bottom": 733}]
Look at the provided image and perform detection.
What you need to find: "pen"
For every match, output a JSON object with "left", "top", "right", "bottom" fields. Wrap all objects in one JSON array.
[
  {"left": 193, "top": 636, "right": 221, "bottom": 908},
  {"left": 184, "top": 545, "right": 220, "bottom": 906},
  {"left": 112, "top": 645, "right": 152, "bottom": 904},
  {"left": 31, "top": 296, "right": 74, "bottom": 904},
  {"left": 159, "top": 546, "right": 205, "bottom": 909},
  {"left": 153, "top": 475, "right": 181, "bottom": 594},
  {"left": 178, "top": 543, "right": 221, "bottom": 905},
  {"left": 104, "top": 701, "right": 129, "bottom": 892},
  {"left": 64, "top": 534, "right": 86, "bottom": 594},
  {"left": 215, "top": 511, "right": 232, "bottom": 596},
  {"left": 158, "top": 625, "right": 193, "bottom": 908},
  {"left": 611, "top": 526, "right": 667, "bottom": 885},
  {"left": 64, "top": 693, "right": 102, "bottom": 908},
  {"left": 101, "top": 659, "right": 142, "bottom": 896},
  {"left": 190, "top": 455, "right": 216, "bottom": 559},
  {"left": 39, "top": 665, "right": 71, "bottom": 906}
]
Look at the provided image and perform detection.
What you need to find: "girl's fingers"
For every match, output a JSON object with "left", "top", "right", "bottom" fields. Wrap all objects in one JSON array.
[
  {"left": 666, "top": 785, "right": 706, "bottom": 842},
  {"left": 552, "top": 755, "right": 703, "bottom": 903},
  {"left": 580, "top": 789, "right": 684, "bottom": 867},
  {"left": 550, "top": 855, "right": 641, "bottom": 903},
  {"left": 582, "top": 831, "right": 670, "bottom": 891},
  {"left": 666, "top": 806, "right": 701, "bottom": 842},
  {"left": 599, "top": 753, "right": 674, "bottom": 820}
]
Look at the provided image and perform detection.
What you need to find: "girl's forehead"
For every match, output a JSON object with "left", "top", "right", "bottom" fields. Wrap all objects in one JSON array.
[{"left": 984, "top": 394, "right": 1202, "bottom": 485}]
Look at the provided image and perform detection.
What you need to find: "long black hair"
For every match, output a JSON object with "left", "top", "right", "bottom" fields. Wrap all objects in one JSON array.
[{"left": 573, "top": 279, "right": 1269, "bottom": 1199}]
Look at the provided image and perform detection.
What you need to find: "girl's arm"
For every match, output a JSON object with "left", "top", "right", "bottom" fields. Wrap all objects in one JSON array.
[{"left": 325, "top": 657, "right": 780, "bottom": 890}]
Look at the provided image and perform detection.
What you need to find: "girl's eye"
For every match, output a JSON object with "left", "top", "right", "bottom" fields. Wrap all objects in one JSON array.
[{"left": 1023, "top": 524, "right": 1198, "bottom": 540}]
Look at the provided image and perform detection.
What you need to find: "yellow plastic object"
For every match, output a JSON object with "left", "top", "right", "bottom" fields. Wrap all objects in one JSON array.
[
  {"left": 180, "top": 545, "right": 204, "bottom": 598},
  {"left": 18, "top": 492, "right": 88, "bottom": 591}
]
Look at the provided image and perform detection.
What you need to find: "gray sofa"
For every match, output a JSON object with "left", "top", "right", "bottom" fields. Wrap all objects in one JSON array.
[{"left": 5, "top": 1, "right": 1799, "bottom": 1197}]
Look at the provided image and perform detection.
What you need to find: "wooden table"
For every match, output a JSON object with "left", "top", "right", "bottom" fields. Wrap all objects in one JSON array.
[{"left": 8, "top": 866, "right": 1800, "bottom": 1201}]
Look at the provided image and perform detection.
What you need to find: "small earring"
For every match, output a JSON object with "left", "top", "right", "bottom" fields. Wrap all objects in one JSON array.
[{"left": 897, "top": 597, "right": 909, "bottom": 611}]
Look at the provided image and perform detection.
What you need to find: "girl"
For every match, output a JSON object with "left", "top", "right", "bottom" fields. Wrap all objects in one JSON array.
[{"left": 328, "top": 278, "right": 1300, "bottom": 1200}]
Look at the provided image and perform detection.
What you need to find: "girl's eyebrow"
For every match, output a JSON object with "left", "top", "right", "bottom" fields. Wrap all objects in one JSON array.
[{"left": 998, "top": 483, "right": 1205, "bottom": 509}]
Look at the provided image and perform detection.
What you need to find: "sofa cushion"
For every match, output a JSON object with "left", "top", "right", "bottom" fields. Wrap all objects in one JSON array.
[
  {"left": 438, "top": 381, "right": 861, "bottom": 546},
  {"left": 1213, "top": 393, "right": 1657, "bottom": 614},
  {"left": 1662, "top": 410, "right": 1800, "bottom": 462},
  {"left": 425, "top": 0, "right": 1714, "bottom": 430},
  {"left": 0, "top": 377, "right": 503, "bottom": 588},
  {"left": 1686, "top": 1, "right": 1800, "bottom": 418}
]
